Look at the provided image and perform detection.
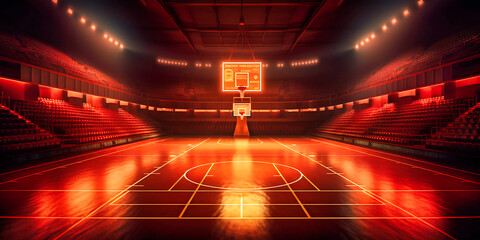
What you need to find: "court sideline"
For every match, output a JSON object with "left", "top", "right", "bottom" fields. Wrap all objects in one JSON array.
[{"left": 0, "top": 137, "right": 479, "bottom": 239}]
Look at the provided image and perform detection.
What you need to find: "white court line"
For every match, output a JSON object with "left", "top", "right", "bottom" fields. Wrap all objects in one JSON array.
[
  {"left": 217, "top": 137, "right": 264, "bottom": 145},
  {"left": 310, "top": 137, "right": 480, "bottom": 177},
  {"left": 178, "top": 163, "right": 215, "bottom": 218},
  {"left": 272, "top": 163, "right": 311, "bottom": 218},
  {"left": 182, "top": 161, "right": 304, "bottom": 190},
  {"left": 309, "top": 155, "right": 366, "bottom": 156},
  {"left": 240, "top": 194, "right": 243, "bottom": 218},
  {"left": 309, "top": 138, "right": 480, "bottom": 185},
  {"left": 0, "top": 138, "right": 169, "bottom": 185},
  {"left": 1, "top": 216, "right": 480, "bottom": 220},
  {"left": 2, "top": 189, "right": 480, "bottom": 192},
  {"left": 0, "top": 137, "right": 170, "bottom": 177},
  {"left": 109, "top": 154, "right": 168, "bottom": 157},
  {"left": 272, "top": 138, "right": 457, "bottom": 240},
  {"left": 53, "top": 138, "right": 210, "bottom": 240},
  {"left": 110, "top": 203, "right": 386, "bottom": 206}
]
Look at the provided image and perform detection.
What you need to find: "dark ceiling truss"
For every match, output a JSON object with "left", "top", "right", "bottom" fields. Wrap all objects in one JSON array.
[
  {"left": 213, "top": 1, "right": 224, "bottom": 44},
  {"left": 288, "top": 0, "right": 328, "bottom": 53},
  {"left": 262, "top": 0, "right": 273, "bottom": 42},
  {"left": 156, "top": 0, "right": 198, "bottom": 54},
  {"left": 162, "top": 1, "right": 326, "bottom": 7},
  {"left": 146, "top": 0, "right": 337, "bottom": 55},
  {"left": 139, "top": 27, "right": 341, "bottom": 33}
]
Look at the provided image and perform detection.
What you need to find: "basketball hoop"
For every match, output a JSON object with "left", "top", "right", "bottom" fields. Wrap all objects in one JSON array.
[{"left": 238, "top": 108, "right": 246, "bottom": 120}]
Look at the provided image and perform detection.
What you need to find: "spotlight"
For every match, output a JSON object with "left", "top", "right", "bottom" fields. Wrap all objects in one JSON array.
[
  {"left": 52, "top": 0, "right": 58, "bottom": 5},
  {"left": 67, "top": 8, "right": 73, "bottom": 15},
  {"left": 120, "top": 44, "right": 124, "bottom": 49},
  {"left": 355, "top": 44, "right": 359, "bottom": 49},
  {"left": 371, "top": 33, "right": 375, "bottom": 39},
  {"left": 104, "top": 33, "right": 108, "bottom": 39},
  {"left": 114, "top": 41, "right": 118, "bottom": 46},
  {"left": 109, "top": 37, "right": 113, "bottom": 42},
  {"left": 403, "top": 9, "right": 410, "bottom": 17},
  {"left": 80, "top": 17, "right": 86, "bottom": 24},
  {"left": 382, "top": 24, "right": 388, "bottom": 31},
  {"left": 391, "top": 18, "right": 397, "bottom": 25},
  {"left": 418, "top": 0, "right": 424, "bottom": 7},
  {"left": 365, "top": 38, "right": 369, "bottom": 43},
  {"left": 361, "top": 41, "right": 364, "bottom": 46},
  {"left": 91, "top": 24, "right": 96, "bottom": 31}
]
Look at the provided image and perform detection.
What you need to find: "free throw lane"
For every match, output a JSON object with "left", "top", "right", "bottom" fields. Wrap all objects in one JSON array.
[{"left": 0, "top": 137, "right": 479, "bottom": 239}]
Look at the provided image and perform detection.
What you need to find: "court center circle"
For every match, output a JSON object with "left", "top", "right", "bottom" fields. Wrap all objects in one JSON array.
[{"left": 183, "top": 161, "right": 303, "bottom": 190}]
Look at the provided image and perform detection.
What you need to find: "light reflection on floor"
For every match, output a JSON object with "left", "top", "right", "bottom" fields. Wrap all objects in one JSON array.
[{"left": 0, "top": 137, "right": 479, "bottom": 239}]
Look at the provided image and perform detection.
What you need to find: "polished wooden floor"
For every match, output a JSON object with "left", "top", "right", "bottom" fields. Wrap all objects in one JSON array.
[{"left": 0, "top": 137, "right": 479, "bottom": 239}]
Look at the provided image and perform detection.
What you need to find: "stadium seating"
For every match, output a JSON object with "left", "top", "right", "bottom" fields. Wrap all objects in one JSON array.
[
  {"left": 14, "top": 98, "right": 158, "bottom": 145},
  {"left": 248, "top": 121, "right": 311, "bottom": 135},
  {"left": 428, "top": 102, "right": 480, "bottom": 152},
  {"left": 0, "top": 32, "right": 129, "bottom": 91},
  {"left": 161, "top": 121, "right": 235, "bottom": 135},
  {"left": 0, "top": 103, "right": 59, "bottom": 155},
  {"left": 315, "top": 97, "right": 474, "bottom": 146},
  {"left": 160, "top": 120, "right": 312, "bottom": 136},
  {"left": 354, "top": 32, "right": 480, "bottom": 90}
]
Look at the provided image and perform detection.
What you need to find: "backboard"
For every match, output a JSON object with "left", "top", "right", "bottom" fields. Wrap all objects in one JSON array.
[
  {"left": 233, "top": 103, "right": 251, "bottom": 117},
  {"left": 222, "top": 62, "right": 262, "bottom": 92}
]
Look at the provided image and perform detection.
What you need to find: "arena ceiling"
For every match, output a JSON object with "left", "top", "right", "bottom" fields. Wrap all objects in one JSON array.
[{"left": 136, "top": 0, "right": 345, "bottom": 57}]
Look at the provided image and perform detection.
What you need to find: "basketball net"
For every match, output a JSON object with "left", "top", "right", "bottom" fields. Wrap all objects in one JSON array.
[{"left": 239, "top": 111, "right": 245, "bottom": 120}]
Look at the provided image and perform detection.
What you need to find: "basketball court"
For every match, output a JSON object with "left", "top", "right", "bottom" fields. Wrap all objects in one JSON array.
[
  {"left": 1, "top": 1, "right": 480, "bottom": 239},
  {"left": 1, "top": 137, "right": 479, "bottom": 239}
]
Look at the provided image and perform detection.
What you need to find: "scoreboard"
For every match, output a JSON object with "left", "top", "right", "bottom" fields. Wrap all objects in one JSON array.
[{"left": 222, "top": 62, "right": 262, "bottom": 92}]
